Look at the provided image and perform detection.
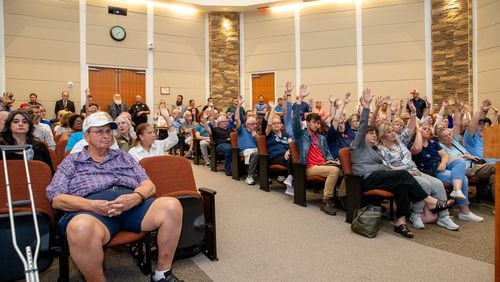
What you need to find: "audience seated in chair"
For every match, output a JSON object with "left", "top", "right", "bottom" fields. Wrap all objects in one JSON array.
[
  {"left": 234, "top": 96, "right": 259, "bottom": 185},
  {"left": 292, "top": 84, "right": 341, "bottom": 216},
  {"left": 350, "top": 88, "right": 453, "bottom": 238},
  {"left": 207, "top": 112, "right": 232, "bottom": 176},
  {"left": 194, "top": 112, "right": 211, "bottom": 166},
  {"left": 180, "top": 110, "right": 196, "bottom": 158},
  {"left": 46, "top": 112, "right": 183, "bottom": 282}
]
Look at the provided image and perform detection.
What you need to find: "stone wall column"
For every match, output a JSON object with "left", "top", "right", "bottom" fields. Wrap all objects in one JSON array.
[
  {"left": 432, "top": 0, "right": 472, "bottom": 106},
  {"left": 209, "top": 12, "right": 240, "bottom": 111}
]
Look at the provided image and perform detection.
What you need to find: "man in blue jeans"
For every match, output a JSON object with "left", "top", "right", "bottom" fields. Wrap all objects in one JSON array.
[{"left": 208, "top": 114, "right": 233, "bottom": 176}]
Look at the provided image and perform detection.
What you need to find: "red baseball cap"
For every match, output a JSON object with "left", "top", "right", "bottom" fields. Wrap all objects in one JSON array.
[{"left": 409, "top": 89, "right": 419, "bottom": 94}]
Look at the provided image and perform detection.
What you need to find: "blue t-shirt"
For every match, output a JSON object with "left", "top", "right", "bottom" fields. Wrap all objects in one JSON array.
[
  {"left": 65, "top": 131, "right": 84, "bottom": 152},
  {"left": 254, "top": 103, "right": 268, "bottom": 119},
  {"left": 266, "top": 132, "right": 289, "bottom": 160},
  {"left": 195, "top": 124, "right": 209, "bottom": 137},
  {"left": 327, "top": 125, "right": 355, "bottom": 159},
  {"left": 412, "top": 139, "right": 442, "bottom": 172},
  {"left": 463, "top": 130, "right": 500, "bottom": 163},
  {"left": 237, "top": 126, "right": 256, "bottom": 151}
]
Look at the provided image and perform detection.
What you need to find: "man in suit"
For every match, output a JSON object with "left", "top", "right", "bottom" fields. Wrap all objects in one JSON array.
[
  {"left": 54, "top": 90, "right": 76, "bottom": 115},
  {"left": 108, "top": 93, "right": 128, "bottom": 120}
]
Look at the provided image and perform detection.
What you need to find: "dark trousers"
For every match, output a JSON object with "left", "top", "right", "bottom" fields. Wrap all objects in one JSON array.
[
  {"left": 269, "top": 155, "right": 293, "bottom": 176},
  {"left": 216, "top": 143, "right": 232, "bottom": 173},
  {"left": 362, "top": 170, "right": 428, "bottom": 218}
]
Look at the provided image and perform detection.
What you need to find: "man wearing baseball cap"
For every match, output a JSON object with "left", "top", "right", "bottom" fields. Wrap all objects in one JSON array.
[
  {"left": 47, "top": 111, "right": 183, "bottom": 281},
  {"left": 407, "top": 88, "right": 427, "bottom": 119}
]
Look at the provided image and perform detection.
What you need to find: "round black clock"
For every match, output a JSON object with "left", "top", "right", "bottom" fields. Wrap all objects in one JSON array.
[{"left": 110, "top": 26, "right": 126, "bottom": 41}]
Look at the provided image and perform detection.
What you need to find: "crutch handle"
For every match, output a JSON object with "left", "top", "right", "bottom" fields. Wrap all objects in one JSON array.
[{"left": 0, "top": 145, "right": 32, "bottom": 151}]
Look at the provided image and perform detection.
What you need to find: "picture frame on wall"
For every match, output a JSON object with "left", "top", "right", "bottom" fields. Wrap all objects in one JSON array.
[{"left": 160, "top": 87, "right": 170, "bottom": 95}]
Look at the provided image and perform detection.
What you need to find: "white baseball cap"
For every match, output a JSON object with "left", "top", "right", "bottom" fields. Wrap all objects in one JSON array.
[{"left": 83, "top": 111, "right": 118, "bottom": 132}]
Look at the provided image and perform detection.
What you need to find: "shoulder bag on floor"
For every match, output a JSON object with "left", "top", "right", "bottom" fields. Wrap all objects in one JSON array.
[{"left": 351, "top": 204, "right": 382, "bottom": 238}]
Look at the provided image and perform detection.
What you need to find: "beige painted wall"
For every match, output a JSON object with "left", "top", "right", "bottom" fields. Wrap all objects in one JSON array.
[
  {"left": 243, "top": 9, "right": 295, "bottom": 109},
  {"left": 362, "top": 0, "right": 426, "bottom": 108},
  {"left": 477, "top": 0, "right": 500, "bottom": 117},
  {"left": 4, "top": 0, "right": 80, "bottom": 117},
  {"left": 4, "top": 0, "right": 207, "bottom": 118},
  {"left": 301, "top": 2, "right": 357, "bottom": 114},
  {"left": 153, "top": 9, "right": 206, "bottom": 110}
]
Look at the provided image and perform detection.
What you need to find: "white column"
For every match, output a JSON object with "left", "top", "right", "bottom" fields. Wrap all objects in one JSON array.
[
  {"left": 205, "top": 13, "right": 210, "bottom": 101},
  {"left": 146, "top": 2, "right": 154, "bottom": 122},
  {"left": 294, "top": 7, "right": 301, "bottom": 89},
  {"left": 79, "top": 0, "right": 87, "bottom": 106},
  {"left": 239, "top": 13, "right": 245, "bottom": 100},
  {"left": 0, "top": 0, "right": 5, "bottom": 93},
  {"left": 424, "top": 0, "right": 432, "bottom": 102},
  {"left": 355, "top": 0, "right": 363, "bottom": 99},
  {"left": 472, "top": 0, "right": 478, "bottom": 108}
]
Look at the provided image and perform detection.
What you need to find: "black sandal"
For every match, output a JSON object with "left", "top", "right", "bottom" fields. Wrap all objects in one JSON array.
[
  {"left": 394, "top": 224, "right": 414, "bottom": 238},
  {"left": 429, "top": 199, "right": 454, "bottom": 214}
]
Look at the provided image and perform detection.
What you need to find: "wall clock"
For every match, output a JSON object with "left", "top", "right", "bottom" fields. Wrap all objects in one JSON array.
[{"left": 110, "top": 25, "right": 126, "bottom": 41}]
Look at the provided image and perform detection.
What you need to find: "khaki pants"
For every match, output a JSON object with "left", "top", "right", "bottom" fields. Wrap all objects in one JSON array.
[
  {"left": 306, "top": 165, "right": 340, "bottom": 198},
  {"left": 466, "top": 163, "right": 496, "bottom": 193}
]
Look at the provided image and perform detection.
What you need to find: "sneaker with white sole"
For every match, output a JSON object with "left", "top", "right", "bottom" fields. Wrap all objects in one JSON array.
[
  {"left": 285, "top": 185, "right": 294, "bottom": 196},
  {"left": 458, "top": 212, "right": 484, "bottom": 222},
  {"left": 409, "top": 212, "right": 425, "bottom": 229},
  {"left": 277, "top": 175, "right": 286, "bottom": 183},
  {"left": 450, "top": 190, "right": 467, "bottom": 200},
  {"left": 245, "top": 176, "right": 255, "bottom": 185},
  {"left": 437, "top": 215, "right": 460, "bottom": 231},
  {"left": 283, "top": 175, "right": 293, "bottom": 186}
]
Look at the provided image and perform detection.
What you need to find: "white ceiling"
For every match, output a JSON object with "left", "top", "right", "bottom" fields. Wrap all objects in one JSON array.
[{"left": 177, "top": 0, "right": 284, "bottom": 6}]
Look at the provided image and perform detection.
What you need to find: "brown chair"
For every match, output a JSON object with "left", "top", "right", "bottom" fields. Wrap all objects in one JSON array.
[
  {"left": 230, "top": 131, "right": 242, "bottom": 180},
  {"left": 257, "top": 135, "right": 288, "bottom": 192},
  {"left": 289, "top": 141, "right": 327, "bottom": 207},
  {"left": 0, "top": 160, "right": 55, "bottom": 280},
  {"left": 209, "top": 135, "right": 226, "bottom": 172},
  {"left": 139, "top": 155, "right": 218, "bottom": 260},
  {"left": 55, "top": 132, "right": 70, "bottom": 165},
  {"left": 338, "top": 147, "right": 394, "bottom": 223}
]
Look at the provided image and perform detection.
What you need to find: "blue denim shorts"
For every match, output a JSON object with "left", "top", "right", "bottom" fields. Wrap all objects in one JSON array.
[{"left": 58, "top": 186, "right": 155, "bottom": 239}]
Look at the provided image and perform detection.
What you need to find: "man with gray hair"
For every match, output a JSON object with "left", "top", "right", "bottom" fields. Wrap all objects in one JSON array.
[
  {"left": 31, "top": 105, "right": 56, "bottom": 150},
  {"left": 234, "top": 95, "right": 259, "bottom": 185},
  {"left": 207, "top": 109, "right": 233, "bottom": 176}
]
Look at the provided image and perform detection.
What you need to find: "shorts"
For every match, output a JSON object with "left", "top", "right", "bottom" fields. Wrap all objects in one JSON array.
[{"left": 58, "top": 186, "right": 155, "bottom": 239}]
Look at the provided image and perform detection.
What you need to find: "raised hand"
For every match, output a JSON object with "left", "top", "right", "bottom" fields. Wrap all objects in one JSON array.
[
  {"left": 384, "top": 96, "right": 392, "bottom": 106},
  {"left": 159, "top": 107, "right": 170, "bottom": 118},
  {"left": 328, "top": 94, "right": 335, "bottom": 105},
  {"left": 374, "top": 96, "right": 384, "bottom": 108},
  {"left": 399, "top": 99, "right": 405, "bottom": 108},
  {"left": 481, "top": 99, "right": 492, "bottom": 112},
  {"left": 343, "top": 92, "right": 352, "bottom": 104},
  {"left": 408, "top": 101, "right": 417, "bottom": 114},
  {"left": 298, "top": 84, "right": 310, "bottom": 98},
  {"left": 493, "top": 106, "right": 498, "bottom": 114},
  {"left": 334, "top": 98, "right": 342, "bottom": 109},
  {"left": 85, "top": 88, "right": 91, "bottom": 96},
  {"left": 361, "top": 88, "right": 372, "bottom": 106},
  {"left": 238, "top": 95, "right": 245, "bottom": 105},
  {"left": 285, "top": 81, "right": 293, "bottom": 94},
  {"left": 268, "top": 100, "right": 275, "bottom": 109}
]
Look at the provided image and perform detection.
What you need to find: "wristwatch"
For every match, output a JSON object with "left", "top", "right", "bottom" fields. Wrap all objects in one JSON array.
[{"left": 134, "top": 191, "right": 146, "bottom": 203}]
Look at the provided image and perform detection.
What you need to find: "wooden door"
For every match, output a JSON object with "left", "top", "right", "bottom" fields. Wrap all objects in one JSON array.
[
  {"left": 88, "top": 67, "right": 116, "bottom": 111},
  {"left": 88, "top": 67, "right": 146, "bottom": 111},
  {"left": 251, "top": 73, "right": 275, "bottom": 108},
  {"left": 118, "top": 69, "right": 146, "bottom": 110}
]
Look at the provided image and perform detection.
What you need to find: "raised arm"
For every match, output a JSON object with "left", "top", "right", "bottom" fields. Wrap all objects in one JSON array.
[
  {"left": 410, "top": 122, "right": 423, "bottom": 155},
  {"left": 265, "top": 100, "right": 276, "bottom": 136},
  {"left": 492, "top": 106, "right": 498, "bottom": 126},
  {"left": 385, "top": 96, "right": 393, "bottom": 123},
  {"left": 467, "top": 99, "right": 491, "bottom": 135},
  {"left": 333, "top": 92, "right": 351, "bottom": 129},
  {"left": 292, "top": 84, "right": 310, "bottom": 139},
  {"left": 407, "top": 101, "right": 417, "bottom": 137},
  {"left": 452, "top": 93, "right": 464, "bottom": 136},
  {"left": 234, "top": 95, "right": 244, "bottom": 129},
  {"left": 352, "top": 88, "right": 373, "bottom": 148},
  {"left": 369, "top": 95, "right": 383, "bottom": 126}
]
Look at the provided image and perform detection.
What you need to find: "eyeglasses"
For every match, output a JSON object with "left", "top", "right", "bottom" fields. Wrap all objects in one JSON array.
[
  {"left": 89, "top": 128, "right": 113, "bottom": 136},
  {"left": 272, "top": 122, "right": 282, "bottom": 125}
]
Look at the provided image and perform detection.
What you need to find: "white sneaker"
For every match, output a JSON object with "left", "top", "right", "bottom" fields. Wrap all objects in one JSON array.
[
  {"left": 245, "top": 176, "right": 255, "bottom": 185},
  {"left": 450, "top": 190, "right": 467, "bottom": 200},
  {"left": 409, "top": 212, "right": 425, "bottom": 229},
  {"left": 437, "top": 215, "right": 460, "bottom": 231},
  {"left": 283, "top": 175, "right": 293, "bottom": 186},
  {"left": 285, "top": 185, "right": 294, "bottom": 196},
  {"left": 277, "top": 175, "right": 286, "bottom": 183},
  {"left": 458, "top": 212, "right": 484, "bottom": 222}
]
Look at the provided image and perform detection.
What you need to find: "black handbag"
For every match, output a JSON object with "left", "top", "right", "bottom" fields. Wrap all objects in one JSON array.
[{"left": 351, "top": 204, "right": 382, "bottom": 238}]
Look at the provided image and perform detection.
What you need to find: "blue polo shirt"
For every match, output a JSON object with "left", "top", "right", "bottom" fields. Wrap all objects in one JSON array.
[
  {"left": 412, "top": 139, "right": 442, "bottom": 172},
  {"left": 266, "top": 132, "right": 288, "bottom": 160},
  {"left": 237, "top": 126, "right": 256, "bottom": 151}
]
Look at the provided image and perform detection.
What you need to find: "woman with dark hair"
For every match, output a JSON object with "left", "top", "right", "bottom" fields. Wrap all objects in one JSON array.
[
  {"left": 0, "top": 110, "right": 54, "bottom": 173},
  {"left": 68, "top": 114, "right": 83, "bottom": 133}
]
